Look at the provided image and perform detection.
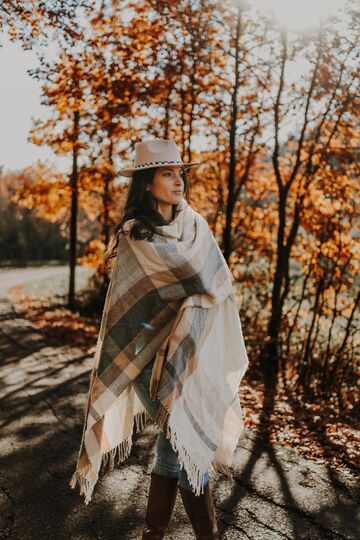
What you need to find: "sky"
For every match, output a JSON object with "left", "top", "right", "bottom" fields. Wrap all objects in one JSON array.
[
  {"left": 0, "top": 34, "right": 57, "bottom": 173},
  {"left": 0, "top": 0, "right": 347, "bottom": 173}
]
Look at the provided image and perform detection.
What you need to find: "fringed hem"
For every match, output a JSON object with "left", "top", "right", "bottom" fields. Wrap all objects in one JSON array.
[
  {"left": 101, "top": 410, "right": 152, "bottom": 472},
  {"left": 69, "top": 432, "right": 133, "bottom": 505},
  {"left": 101, "top": 432, "right": 133, "bottom": 472},
  {"left": 133, "top": 409, "right": 153, "bottom": 433},
  {"left": 69, "top": 410, "right": 153, "bottom": 505},
  {"left": 152, "top": 401, "right": 209, "bottom": 497},
  {"left": 69, "top": 469, "right": 95, "bottom": 505}
]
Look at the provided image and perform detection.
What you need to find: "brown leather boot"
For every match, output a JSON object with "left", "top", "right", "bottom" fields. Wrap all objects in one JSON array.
[
  {"left": 142, "top": 471, "right": 179, "bottom": 539},
  {"left": 179, "top": 479, "right": 220, "bottom": 539}
]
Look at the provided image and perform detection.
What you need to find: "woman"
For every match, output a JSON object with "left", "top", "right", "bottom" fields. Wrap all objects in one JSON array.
[{"left": 69, "top": 139, "right": 249, "bottom": 540}]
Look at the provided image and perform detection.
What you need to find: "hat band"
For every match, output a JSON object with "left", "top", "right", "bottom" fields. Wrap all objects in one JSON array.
[{"left": 134, "top": 159, "right": 184, "bottom": 168}]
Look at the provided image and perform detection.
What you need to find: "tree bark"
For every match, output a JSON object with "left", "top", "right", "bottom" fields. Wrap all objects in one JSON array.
[
  {"left": 222, "top": 7, "right": 242, "bottom": 264},
  {"left": 103, "top": 139, "right": 113, "bottom": 248},
  {"left": 68, "top": 109, "right": 80, "bottom": 310}
]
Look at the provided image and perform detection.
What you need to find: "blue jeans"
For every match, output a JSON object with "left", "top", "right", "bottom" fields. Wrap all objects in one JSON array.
[{"left": 132, "top": 355, "right": 209, "bottom": 491}]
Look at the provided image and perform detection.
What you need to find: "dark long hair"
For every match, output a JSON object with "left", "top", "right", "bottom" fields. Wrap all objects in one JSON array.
[{"left": 104, "top": 166, "right": 191, "bottom": 269}]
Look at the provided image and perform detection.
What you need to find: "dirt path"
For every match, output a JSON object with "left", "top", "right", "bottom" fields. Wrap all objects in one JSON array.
[
  {"left": 0, "top": 265, "right": 92, "bottom": 300},
  {"left": 0, "top": 266, "right": 67, "bottom": 297},
  {"left": 0, "top": 272, "right": 358, "bottom": 539}
]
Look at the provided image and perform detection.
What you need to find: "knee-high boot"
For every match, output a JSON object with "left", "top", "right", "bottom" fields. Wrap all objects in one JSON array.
[
  {"left": 142, "top": 471, "right": 179, "bottom": 539},
  {"left": 179, "top": 479, "right": 220, "bottom": 539}
]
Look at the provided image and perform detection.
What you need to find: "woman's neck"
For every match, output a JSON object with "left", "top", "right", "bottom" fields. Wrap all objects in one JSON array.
[{"left": 156, "top": 201, "right": 173, "bottom": 223}]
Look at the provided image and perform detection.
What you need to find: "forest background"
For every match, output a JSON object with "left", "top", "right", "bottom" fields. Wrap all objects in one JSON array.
[{"left": 0, "top": 0, "right": 359, "bottom": 473}]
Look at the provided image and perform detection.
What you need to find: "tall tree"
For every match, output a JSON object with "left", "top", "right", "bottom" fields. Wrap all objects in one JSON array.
[
  {"left": 262, "top": 12, "right": 358, "bottom": 375},
  {"left": 30, "top": 47, "right": 89, "bottom": 308}
]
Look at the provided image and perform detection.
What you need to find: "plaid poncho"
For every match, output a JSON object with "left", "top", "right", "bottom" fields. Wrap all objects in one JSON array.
[{"left": 69, "top": 198, "right": 249, "bottom": 504}]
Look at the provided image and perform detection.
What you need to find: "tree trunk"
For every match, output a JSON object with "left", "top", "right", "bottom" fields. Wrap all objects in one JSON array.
[
  {"left": 103, "top": 139, "right": 113, "bottom": 248},
  {"left": 222, "top": 8, "right": 242, "bottom": 263},
  {"left": 68, "top": 110, "right": 79, "bottom": 310}
]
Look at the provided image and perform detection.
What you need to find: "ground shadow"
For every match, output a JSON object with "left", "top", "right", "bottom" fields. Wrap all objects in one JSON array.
[{"left": 216, "top": 356, "right": 358, "bottom": 539}]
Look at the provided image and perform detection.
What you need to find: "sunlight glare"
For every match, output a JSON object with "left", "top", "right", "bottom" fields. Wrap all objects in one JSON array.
[{"left": 252, "top": 0, "right": 334, "bottom": 32}]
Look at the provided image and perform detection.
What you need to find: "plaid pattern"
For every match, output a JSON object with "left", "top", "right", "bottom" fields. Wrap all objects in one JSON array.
[{"left": 69, "top": 198, "right": 249, "bottom": 504}]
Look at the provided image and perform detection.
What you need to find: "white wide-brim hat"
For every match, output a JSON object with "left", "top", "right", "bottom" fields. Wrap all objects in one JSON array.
[{"left": 117, "top": 138, "right": 200, "bottom": 177}]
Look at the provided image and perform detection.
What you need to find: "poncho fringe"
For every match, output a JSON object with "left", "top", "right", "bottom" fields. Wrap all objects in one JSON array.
[
  {"left": 70, "top": 409, "right": 153, "bottom": 504},
  {"left": 70, "top": 404, "right": 233, "bottom": 504}
]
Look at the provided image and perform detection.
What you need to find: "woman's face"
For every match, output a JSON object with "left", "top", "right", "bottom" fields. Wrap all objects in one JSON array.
[{"left": 146, "top": 166, "right": 185, "bottom": 206}]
